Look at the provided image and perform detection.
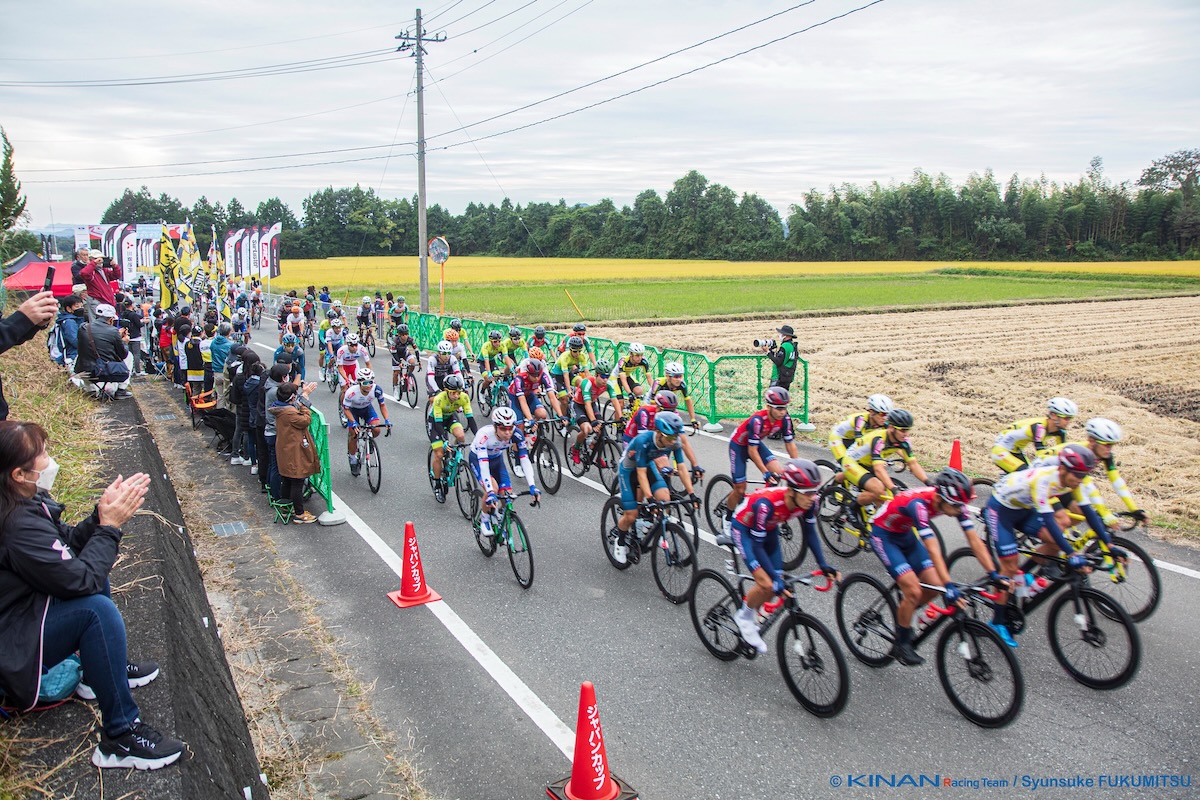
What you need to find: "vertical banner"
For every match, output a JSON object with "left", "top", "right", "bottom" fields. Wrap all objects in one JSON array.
[
  {"left": 248, "top": 226, "right": 261, "bottom": 280},
  {"left": 240, "top": 227, "right": 253, "bottom": 280},
  {"left": 101, "top": 224, "right": 120, "bottom": 260},
  {"left": 74, "top": 226, "right": 90, "bottom": 252},
  {"left": 223, "top": 229, "right": 236, "bottom": 278},
  {"left": 264, "top": 222, "right": 282, "bottom": 277},
  {"left": 231, "top": 229, "right": 244, "bottom": 277}
]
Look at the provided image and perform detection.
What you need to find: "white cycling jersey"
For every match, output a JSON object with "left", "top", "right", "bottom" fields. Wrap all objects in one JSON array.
[
  {"left": 992, "top": 465, "right": 1090, "bottom": 513},
  {"left": 342, "top": 383, "right": 385, "bottom": 410},
  {"left": 335, "top": 345, "right": 371, "bottom": 367}
]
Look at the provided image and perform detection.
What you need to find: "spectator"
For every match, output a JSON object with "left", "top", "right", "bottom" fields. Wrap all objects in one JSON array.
[
  {"left": 79, "top": 252, "right": 118, "bottom": 321},
  {"left": 0, "top": 420, "right": 184, "bottom": 769},
  {"left": 69, "top": 246, "right": 90, "bottom": 285},
  {"left": 74, "top": 304, "right": 131, "bottom": 399},
  {"left": 201, "top": 323, "right": 215, "bottom": 392},
  {"left": 0, "top": 291, "right": 60, "bottom": 420},
  {"left": 318, "top": 286, "right": 331, "bottom": 315},
  {"left": 230, "top": 350, "right": 259, "bottom": 467},
  {"left": 210, "top": 322, "right": 233, "bottom": 399},
  {"left": 251, "top": 358, "right": 271, "bottom": 494},
  {"left": 155, "top": 310, "right": 174, "bottom": 379},
  {"left": 173, "top": 319, "right": 191, "bottom": 390},
  {"left": 262, "top": 362, "right": 291, "bottom": 499},
  {"left": 51, "top": 294, "right": 86, "bottom": 371},
  {"left": 270, "top": 381, "right": 320, "bottom": 523},
  {"left": 183, "top": 326, "right": 205, "bottom": 394},
  {"left": 120, "top": 298, "right": 145, "bottom": 377},
  {"left": 240, "top": 357, "right": 263, "bottom": 476}
]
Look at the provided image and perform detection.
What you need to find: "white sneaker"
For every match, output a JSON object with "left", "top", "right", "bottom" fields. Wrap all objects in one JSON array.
[
  {"left": 230, "top": 456, "right": 246, "bottom": 466},
  {"left": 722, "top": 516, "right": 733, "bottom": 538},
  {"left": 250, "top": 465, "right": 259, "bottom": 475},
  {"left": 734, "top": 606, "right": 768, "bottom": 654},
  {"left": 612, "top": 543, "right": 628, "bottom": 565}
]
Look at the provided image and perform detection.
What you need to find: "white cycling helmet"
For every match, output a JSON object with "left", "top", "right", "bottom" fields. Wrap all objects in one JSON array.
[
  {"left": 357, "top": 368, "right": 375, "bottom": 384},
  {"left": 629, "top": 342, "right": 645, "bottom": 354},
  {"left": 236, "top": 308, "right": 247, "bottom": 318},
  {"left": 332, "top": 298, "right": 343, "bottom": 307},
  {"left": 664, "top": 361, "right": 684, "bottom": 377},
  {"left": 436, "top": 340, "right": 453, "bottom": 354},
  {"left": 1047, "top": 397, "right": 1078, "bottom": 418},
  {"left": 492, "top": 406, "right": 518, "bottom": 426},
  {"left": 345, "top": 333, "right": 360, "bottom": 345},
  {"left": 361, "top": 296, "right": 371, "bottom": 304},
  {"left": 331, "top": 318, "right": 343, "bottom": 328},
  {"left": 867, "top": 393, "right": 894, "bottom": 414},
  {"left": 1085, "top": 417, "right": 1122, "bottom": 444}
]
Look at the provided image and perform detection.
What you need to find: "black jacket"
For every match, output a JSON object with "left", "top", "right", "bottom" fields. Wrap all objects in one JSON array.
[
  {"left": 74, "top": 320, "right": 128, "bottom": 377},
  {"left": 120, "top": 309, "right": 143, "bottom": 340},
  {"left": 0, "top": 309, "right": 41, "bottom": 420},
  {"left": 0, "top": 495, "right": 122, "bottom": 710}
]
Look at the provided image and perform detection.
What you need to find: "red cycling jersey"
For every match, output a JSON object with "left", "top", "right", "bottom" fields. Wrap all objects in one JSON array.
[{"left": 731, "top": 409, "right": 794, "bottom": 447}]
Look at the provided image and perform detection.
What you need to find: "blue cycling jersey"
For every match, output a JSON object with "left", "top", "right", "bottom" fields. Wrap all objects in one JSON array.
[{"left": 619, "top": 429, "right": 681, "bottom": 471}]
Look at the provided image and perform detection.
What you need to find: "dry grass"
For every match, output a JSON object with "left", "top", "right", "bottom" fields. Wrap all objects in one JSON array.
[{"left": 592, "top": 295, "right": 1200, "bottom": 538}]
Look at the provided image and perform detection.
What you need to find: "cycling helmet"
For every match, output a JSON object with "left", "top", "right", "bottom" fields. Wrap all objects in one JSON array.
[
  {"left": 1047, "top": 397, "right": 1078, "bottom": 418},
  {"left": 508, "top": 326, "right": 521, "bottom": 338},
  {"left": 396, "top": 324, "right": 409, "bottom": 335},
  {"left": 492, "top": 406, "right": 518, "bottom": 426},
  {"left": 594, "top": 359, "right": 612, "bottom": 377},
  {"left": 528, "top": 346, "right": 545, "bottom": 361},
  {"left": 568, "top": 335, "right": 584, "bottom": 351},
  {"left": 886, "top": 409, "right": 914, "bottom": 429},
  {"left": 765, "top": 386, "right": 790, "bottom": 408},
  {"left": 361, "top": 296, "right": 371, "bottom": 304},
  {"left": 654, "top": 411, "right": 685, "bottom": 436},
  {"left": 332, "top": 298, "right": 343, "bottom": 307},
  {"left": 1058, "top": 443, "right": 1098, "bottom": 475},
  {"left": 374, "top": 291, "right": 382, "bottom": 298},
  {"left": 436, "top": 340, "right": 453, "bottom": 354},
  {"left": 525, "top": 358, "right": 545, "bottom": 374},
  {"left": 572, "top": 323, "right": 587, "bottom": 333},
  {"left": 489, "top": 330, "right": 503, "bottom": 341},
  {"left": 450, "top": 318, "right": 463, "bottom": 331},
  {"left": 933, "top": 468, "right": 975, "bottom": 506},
  {"left": 305, "top": 293, "right": 314, "bottom": 301},
  {"left": 781, "top": 458, "right": 823, "bottom": 492},
  {"left": 282, "top": 333, "right": 299, "bottom": 345},
  {"left": 357, "top": 369, "right": 375, "bottom": 385},
  {"left": 655, "top": 390, "right": 679, "bottom": 411},
  {"left": 397, "top": 296, "right": 405, "bottom": 304},
  {"left": 1084, "top": 417, "right": 1122, "bottom": 444},
  {"left": 331, "top": 318, "right": 344, "bottom": 329},
  {"left": 867, "top": 393, "right": 894, "bottom": 414},
  {"left": 345, "top": 333, "right": 360, "bottom": 345},
  {"left": 236, "top": 308, "right": 247, "bottom": 318},
  {"left": 664, "top": 361, "right": 685, "bottom": 378},
  {"left": 534, "top": 325, "right": 546, "bottom": 337},
  {"left": 629, "top": 342, "right": 645, "bottom": 354},
  {"left": 443, "top": 374, "right": 465, "bottom": 391},
  {"left": 445, "top": 329, "right": 460, "bottom": 342}
]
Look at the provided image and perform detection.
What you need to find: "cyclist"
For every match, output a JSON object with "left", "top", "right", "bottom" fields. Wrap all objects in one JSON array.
[
  {"left": 551, "top": 336, "right": 591, "bottom": 399},
  {"left": 390, "top": 295, "right": 408, "bottom": 322},
  {"left": 649, "top": 362, "right": 700, "bottom": 431},
  {"left": 302, "top": 293, "right": 316, "bottom": 323},
  {"left": 504, "top": 326, "right": 528, "bottom": 369},
  {"left": 643, "top": 390, "right": 703, "bottom": 479},
  {"left": 567, "top": 360, "right": 614, "bottom": 462},
  {"left": 316, "top": 310, "right": 337, "bottom": 368},
  {"left": 355, "top": 296, "right": 374, "bottom": 338},
  {"left": 335, "top": 333, "right": 372, "bottom": 415},
  {"left": 840, "top": 409, "right": 931, "bottom": 519},
  {"left": 273, "top": 333, "right": 306, "bottom": 381},
  {"left": 447, "top": 319, "right": 474, "bottom": 374},
  {"left": 556, "top": 322, "right": 593, "bottom": 363},
  {"left": 427, "top": 374, "right": 478, "bottom": 500},
  {"left": 281, "top": 302, "right": 305, "bottom": 344},
  {"left": 731, "top": 459, "right": 840, "bottom": 654},
  {"left": 1034, "top": 417, "right": 1148, "bottom": 530},
  {"left": 388, "top": 323, "right": 420, "bottom": 401},
  {"left": 528, "top": 325, "right": 551, "bottom": 353},
  {"left": 425, "top": 340, "right": 463, "bottom": 396},
  {"left": 250, "top": 286, "right": 264, "bottom": 319},
  {"left": 719, "top": 387, "right": 800, "bottom": 535},
  {"left": 330, "top": 298, "right": 345, "bottom": 321},
  {"left": 608, "top": 412, "right": 698, "bottom": 565},
  {"left": 985, "top": 444, "right": 1124, "bottom": 648},
  {"left": 342, "top": 369, "right": 391, "bottom": 477},
  {"left": 471, "top": 407, "right": 540, "bottom": 543},
  {"left": 991, "top": 397, "right": 1077, "bottom": 473},
  {"left": 385, "top": 304, "right": 405, "bottom": 341},
  {"left": 477, "top": 330, "right": 508, "bottom": 399},
  {"left": 320, "top": 317, "right": 346, "bottom": 373},
  {"left": 231, "top": 308, "right": 251, "bottom": 345},
  {"left": 508, "top": 355, "right": 559, "bottom": 426},
  {"left": 869, "top": 469, "right": 991, "bottom": 663},
  {"left": 612, "top": 343, "right": 650, "bottom": 420},
  {"left": 828, "top": 394, "right": 893, "bottom": 464}
]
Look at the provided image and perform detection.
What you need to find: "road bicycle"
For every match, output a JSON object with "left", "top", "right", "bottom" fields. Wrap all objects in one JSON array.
[
  {"left": 472, "top": 489, "right": 538, "bottom": 589},
  {"left": 476, "top": 372, "right": 512, "bottom": 415},
  {"left": 303, "top": 320, "right": 316, "bottom": 349},
  {"left": 599, "top": 496, "right": 697, "bottom": 604},
  {"left": 944, "top": 541, "right": 1141, "bottom": 691},
  {"left": 506, "top": 418, "right": 563, "bottom": 495},
  {"left": 689, "top": 540, "right": 848, "bottom": 717},
  {"left": 835, "top": 574, "right": 1024, "bottom": 727},
  {"left": 250, "top": 302, "right": 262, "bottom": 328},
  {"left": 394, "top": 363, "right": 420, "bottom": 409},
  {"left": 323, "top": 359, "right": 339, "bottom": 394},
  {"left": 356, "top": 324, "right": 377, "bottom": 357},
  {"left": 817, "top": 476, "right": 936, "bottom": 560},
  {"left": 563, "top": 418, "right": 624, "bottom": 495},
  {"left": 350, "top": 421, "right": 389, "bottom": 494},
  {"left": 427, "top": 440, "right": 472, "bottom": 512}
]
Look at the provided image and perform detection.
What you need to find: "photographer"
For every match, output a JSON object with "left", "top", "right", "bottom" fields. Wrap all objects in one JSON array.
[{"left": 759, "top": 325, "right": 799, "bottom": 392}]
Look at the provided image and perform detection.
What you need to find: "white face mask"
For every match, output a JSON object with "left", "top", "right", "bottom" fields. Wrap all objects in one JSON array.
[{"left": 25, "top": 457, "right": 60, "bottom": 493}]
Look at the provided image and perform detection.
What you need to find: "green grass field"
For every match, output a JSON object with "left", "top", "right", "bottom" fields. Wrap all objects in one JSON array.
[{"left": 318, "top": 268, "right": 1200, "bottom": 323}]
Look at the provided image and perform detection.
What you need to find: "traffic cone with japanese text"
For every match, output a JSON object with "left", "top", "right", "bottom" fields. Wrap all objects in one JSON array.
[
  {"left": 387, "top": 521, "right": 441, "bottom": 608},
  {"left": 546, "top": 682, "right": 639, "bottom": 800},
  {"left": 948, "top": 438, "right": 963, "bottom": 472}
]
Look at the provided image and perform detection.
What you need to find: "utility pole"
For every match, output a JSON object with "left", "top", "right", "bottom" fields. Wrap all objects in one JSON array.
[{"left": 396, "top": 10, "right": 445, "bottom": 313}]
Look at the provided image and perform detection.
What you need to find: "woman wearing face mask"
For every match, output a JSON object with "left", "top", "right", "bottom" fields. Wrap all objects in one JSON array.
[{"left": 0, "top": 421, "right": 184, "bottom": 770}]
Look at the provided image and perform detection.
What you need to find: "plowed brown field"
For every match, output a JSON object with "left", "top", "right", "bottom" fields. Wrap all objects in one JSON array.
[{"left": 593, "top": 295, "right": 1200, "bottom": 536}]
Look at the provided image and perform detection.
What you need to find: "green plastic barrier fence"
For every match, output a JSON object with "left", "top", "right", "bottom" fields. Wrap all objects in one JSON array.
[{"left": 307, "top": 406, "right": 334, "bottom": 514}]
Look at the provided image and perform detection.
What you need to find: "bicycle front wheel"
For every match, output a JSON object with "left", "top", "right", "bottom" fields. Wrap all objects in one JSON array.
[
  {"left": 563, "top": 432, "right": 587, "bottom": 478},
  {"left": 596, "top": 439, "right": 623, "bottom": 496},
  {"left": 651, "top": 521, "right": 697, "bottom": 604},
  {"left": 779, "top": 521, "right": 809, "bottom": 571},
  {"left": 533, "top": 438, "right": 562, "bottom": 495},
  {"left": 703, "top": 474, "right": 734, "bottom": 536},
  {"left": 364, "top": 436, "right": 381, "bottom": 494},
  {"left": 505, "top": 512, "right": 534, "bottom": 589},
  {"left": 817, "top": 486, "right": 862, "bottom": 559},
  {"left": 401, "top": 371, "right": 419, "bottom": 408},
  {"left": 600, "top": 496, "right": 632, "bottom": 571},
  {"left": 688, "top": 569, "right": 742, "bottom": 661},
  {"left": 1084, "top": 536, "right": 1161, "bottom": 622},
  {"left": 1047, "top": 587, "right": 1140, "bottom": 690},
  {"left": 777, "top": 612, "right": 850, "bottom": 718},
  {"left": 835, "top": 572, "right": 897, "bottom": 667},
  {"left": 936, "top": 618, "right": 1024, "bottom": 728},
  {"left": 454, "top": 459, "right": 478, "bottom": 521},
  {"left": 366, "top": 333, "right": 376, "bottom": 358}
]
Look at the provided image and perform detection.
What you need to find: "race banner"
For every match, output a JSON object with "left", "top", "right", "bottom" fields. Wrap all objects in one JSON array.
[
  {"left": 262, "top": 222, "right": 282, "bottom": 277},
  {"left": 230, "top": 229, "right": 244, "bottom": 277},
  {"left": 248, "top": 226, "right": 261, "bottom": 280}
]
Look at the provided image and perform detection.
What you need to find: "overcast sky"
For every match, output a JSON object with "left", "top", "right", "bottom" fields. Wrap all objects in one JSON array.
[{"left": 2, "top": 0, "right": 1197, "bottom": 227}]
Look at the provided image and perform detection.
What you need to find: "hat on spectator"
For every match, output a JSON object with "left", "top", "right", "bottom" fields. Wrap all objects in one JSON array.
[
  {"left": 94, "top": 304, "right": 117, "bottom": 319},
  {"left": 275, "top": 353, "right": 294, "bottom": 365},
  {"left": 89, "top": 249, "right": 102, "bottom": 259},
  {"left": 776, "top": 324, "right": 796, "bottom": 338},
  {"left": 72, "top": 283, "right": 87, "bottom": 295}
]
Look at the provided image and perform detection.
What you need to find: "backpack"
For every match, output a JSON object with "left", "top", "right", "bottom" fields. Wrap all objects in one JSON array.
[{"left": 46, "top": 319, "right": 66, "bottom": 365}]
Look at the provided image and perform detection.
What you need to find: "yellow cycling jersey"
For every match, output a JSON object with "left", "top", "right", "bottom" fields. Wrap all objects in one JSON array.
[
  {"left": 993, "top": 417, "right": 1068, "bottom": 456},
  {"left": 479, "top": 341, "right": 506, "bottom": 363},
  {"left": 552, "top": 350, "right": 590, "bottom": 375},
  {"left": 828, "top": 413, "right": 880, "bottom": 460},
  {"left": 841, "top": 429, "right": 916, "bottom": 470},
  {"left": 427, "top": 390, "right": 473, "bottom": 422},
  {"left": 1033, "top": 441, "right": 1140, "bottom": 521},
  {"left": 992, "top": 465, "right": 1076, "bottom": 514},
  {"left": 504, "top": 337, "right": 527, "bottom": 355}
]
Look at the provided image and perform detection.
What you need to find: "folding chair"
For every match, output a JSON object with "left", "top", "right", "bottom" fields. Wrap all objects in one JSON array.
[{"left": 184, "top": 384, "right": 219, "bottom": 429}]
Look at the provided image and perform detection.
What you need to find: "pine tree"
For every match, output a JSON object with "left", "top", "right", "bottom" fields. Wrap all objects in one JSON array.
[{"left": 0, "top": 126, "right": 28, "bottom": 235}]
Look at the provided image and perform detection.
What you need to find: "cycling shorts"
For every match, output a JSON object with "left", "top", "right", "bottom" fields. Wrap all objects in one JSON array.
[
  {"left": 392, "top": 351, "right": 418, "bottom": 368},
  {"left": 470, "top": 452, "right": 511, "bottom": 492},
  {"left": 347, "top": 406, "right": 380, "bottom": 427},
  {"left": 427, "top": 415, "right": 465, "bottom": 446},
  {"left": 984, "top": 498, "right": 1043, "bottom": 558},
  {"left": 571, "top": 400, "right": 599, "bottom": 424},
  {"left": 617, "top": 462, "right": 667, "bottom": 512},
  {"left": 511, "top": 395, "right": 543, "bottom": 423},
  {"left": 842, "top": 461, "right": 875, "bottom": 491},
  {"left": 990, "top": 446, "right": 1031, "bottom": 474},
  {"left": 731, "top": 520, "right": 783, "bottom": 577},
  {"left": 728, "top": 441, "right": 777, "bottom": 484},
  {"left": 339, "top": 364, "right": 358, "bottom": 387},
  {"left": 869, "top": 528, "right": 933, "bottom": 580}
]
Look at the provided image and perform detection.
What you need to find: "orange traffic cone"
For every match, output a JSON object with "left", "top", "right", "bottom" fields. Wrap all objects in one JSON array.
[
  {"left": 948, "top": 438, "right": 963, "bottom": 472},
  {"left": 387, "top": 521, "right": 442, "bottom": 608},
  {"left": 546, "top": 682, "right": 638, "bottom": 800}
]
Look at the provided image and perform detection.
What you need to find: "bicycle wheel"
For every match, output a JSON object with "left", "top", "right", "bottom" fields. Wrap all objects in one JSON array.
[
  {"left": 505, "top": 512, "right": 534, "bottom": 589},
  {"left": 688, "top": 569, "right": 743, "bottom": 661},
  {"left": 1084, "top": 536, "right": 1161, "bottom": 622},
  {"left": 817, "top": 486, "right": 862, "bottom": 559},
  {"left": 814, "top": 459, "right": 839, "bottom": 484},
  {"left": 366, "top": 333, "right": 376, "bottom": 358},
  {"left": 454, "top": 459, "right": 478, "bottom": 521},
  {"left": 426, "top": 448, "right": 446, "bottom": 503},
  {"left": 777, "top": 612, "right": 850, "bottom": 718},
  {"left": 944, "top": 547, "right": 989, "bottom": 591},
  {"left": 533, "top": 438, "right": 562, "bottom": 495},
  {"left": 364, "top": 435, "right": 381, "bottom": 494},
  {"left": 477, "top": 384, "right": 494, "bottom": 415},
  {"left": 1047, "top": 587, "right": 1140, "bottom": 690},
  {"left": 563, "top": 431, "right": 588, "bottom": 478},
  {"left": 600, "top": 496, "right": 632, "bottom": 571},
  {"left": 651, "top": 521, "right": 697, "bottom": 604},
  {"left": 596, "top": 439, "right": 622, "bottom": 496},
  {"left": 779, "top": 521, "right": 809, "bottom": 571},
  {"left": 401, "top": 371, "right": 419, "bottom": 408},
  {"left": 835, "top": 572, "right": 896, "bottom": 667},
  {"left": 326, "top": 367, "right": 337, "bottom": 393},
  {"left": 936, "top": 618, "right": 1023, "bottom": 728},
  {"left": 703, "top": 474, "right": 734, "bottom": 536},
  {"left": 474, "top": 506, "right": 497, "bottom": 558}
]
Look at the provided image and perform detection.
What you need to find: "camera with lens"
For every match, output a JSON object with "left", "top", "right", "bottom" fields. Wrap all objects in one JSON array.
[{"left": 753, "top": 338, "right": 777, "bottom": 350}]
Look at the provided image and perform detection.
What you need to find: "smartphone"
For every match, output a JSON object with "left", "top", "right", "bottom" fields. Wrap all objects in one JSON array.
[{"left": 42, "top": 264, "right": 56, "bottom": 293}]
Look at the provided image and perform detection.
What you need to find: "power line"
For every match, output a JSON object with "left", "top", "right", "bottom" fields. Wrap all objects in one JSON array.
[
  {"left": 424, "top": 0, "right": 468, "bottom": 25},
  {"left": 447, "top": 1, "right": 539, "bottom": 39},
  {"left": 432, "top": 0, "right": 588, "bottom": 72},
  {"left": 431, "top": 0, "right": 503, "bottom": 30}
]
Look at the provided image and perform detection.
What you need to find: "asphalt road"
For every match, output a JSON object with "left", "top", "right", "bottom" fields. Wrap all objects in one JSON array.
[{"left": 250, "top": 341, "right": 1200, "bottom": 800}]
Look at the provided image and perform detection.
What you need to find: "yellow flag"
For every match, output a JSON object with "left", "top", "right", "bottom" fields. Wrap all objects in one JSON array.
[{"left": 158, "top": 224, "right": 180, "bottom": 309}]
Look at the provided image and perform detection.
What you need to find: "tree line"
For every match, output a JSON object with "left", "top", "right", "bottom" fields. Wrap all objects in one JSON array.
[{"left": 95, "top": 149, "right": 1199, "bottom": 262}]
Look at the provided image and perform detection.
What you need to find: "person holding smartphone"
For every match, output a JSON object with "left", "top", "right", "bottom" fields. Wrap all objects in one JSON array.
[{"left": 120, "top": 299, "right": 145, "bottom": 376}]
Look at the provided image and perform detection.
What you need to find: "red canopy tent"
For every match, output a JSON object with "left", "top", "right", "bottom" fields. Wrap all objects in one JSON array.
[{"left": 3, "top": 261, "right": 76, "bottom": 297}]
